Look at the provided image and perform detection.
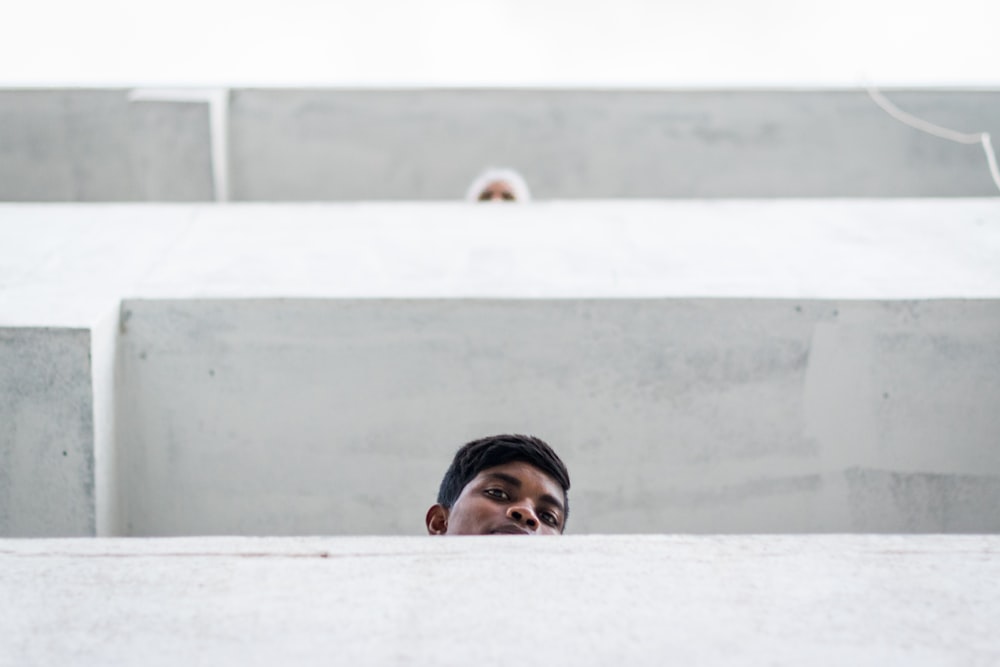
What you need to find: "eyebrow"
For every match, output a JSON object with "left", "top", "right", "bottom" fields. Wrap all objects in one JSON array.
[{"left": 483, "top": 472, "right": 565, "bottom": 514}]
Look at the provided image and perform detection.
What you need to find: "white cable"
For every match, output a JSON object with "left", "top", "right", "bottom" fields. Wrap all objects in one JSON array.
[
  {"left": 865, "top": 85, "right": 1000, "bottom": 194},
  {"left": 980, "top": 133, "right": 1000, "bottom": 193}
]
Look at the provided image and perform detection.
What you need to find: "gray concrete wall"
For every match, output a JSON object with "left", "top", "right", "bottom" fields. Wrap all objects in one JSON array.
[
  {"left": 114, "top": 298, "right": 1000, "bottom": 536},
  {"left": 0, "top": 90, "right": 214, "bottom": 201},
  {"left": 0, "top": 328, "right": 95, "bottom": 536},
  {"left": 2, "top": 89, "right": 998, "bottom": 201},
  {"left": 230, "top": 89, "right": 1000, "bottom": 199}
]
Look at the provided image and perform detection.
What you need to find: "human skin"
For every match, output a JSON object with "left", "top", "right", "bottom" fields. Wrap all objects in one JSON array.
[
  {"left": 477, "top": 180, "right": 518, "bottom": 201},
  {"left": 425, "top": 461, "right": 566, "bottom": 535}
]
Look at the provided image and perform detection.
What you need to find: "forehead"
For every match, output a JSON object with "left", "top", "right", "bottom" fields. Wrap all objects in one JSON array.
[
  {"left": 482, "top": 180, "right": 515, "bottom": 193},
  {"left": 467, "top": 460, "right": 565, "bottom": 505}
]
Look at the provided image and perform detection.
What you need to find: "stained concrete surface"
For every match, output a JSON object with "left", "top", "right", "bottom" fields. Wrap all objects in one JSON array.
[
  {"left": 0, "top": 328, "right": 95, "bottom": 536},
  {"left": 1, "top": 535, "right": 998, "bottom": 666},
  {"left": 2, "top": 89, "right": 999, "bottom": 201},
  {"left": 843, "top": 468, "right": 1000, "bottom": 532},
  {"left": 114, "top": 298, "right": 1000, "bottom": 536},
  {"left": 0, "top": 90, "right": 214, "bottom": 201},
  {"left": 230, "top": 89, "right": 1000, "bottom": 199}
]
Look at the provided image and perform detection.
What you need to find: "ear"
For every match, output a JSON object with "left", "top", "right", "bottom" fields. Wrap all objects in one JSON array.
[{"left": 425, "top": 504, "right": 449, "bottom": 535}]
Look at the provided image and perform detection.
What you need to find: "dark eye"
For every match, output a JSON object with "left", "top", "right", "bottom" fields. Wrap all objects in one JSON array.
[
  {"left": 539, "top": 511, "right": 559, "bottom": 527},
  {"left": 501, "top": 192, "right": 515, "bottom": 201},
  {"left": 484, "top": 488, "right": 509, "bottom": 500}
]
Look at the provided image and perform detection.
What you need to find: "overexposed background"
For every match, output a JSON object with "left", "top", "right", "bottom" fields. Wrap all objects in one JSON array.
[{"left": 4, "top": 0, "right": 998, "bottom": 87}]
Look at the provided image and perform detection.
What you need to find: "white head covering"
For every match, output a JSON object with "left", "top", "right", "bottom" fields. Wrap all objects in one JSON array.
[{"left": 464, "top": 167, "right": 532, "bottom": 202}]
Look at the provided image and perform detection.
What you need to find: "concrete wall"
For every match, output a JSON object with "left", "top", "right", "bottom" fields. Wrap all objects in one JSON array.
[
  {"left": 1, "top": 201, "right": 998, "bottom": 536},
  {"left": 114, "top": 298, "right": 1000, "bottom": 536},
  {"left": 0, "top": 328, "right": 95, "bottom": 536},
  {"left": 2, "top": 89, "right": 999, "bottom": 201},
  {"left": 230, "top": 89, "right": 1000, "bottom": 199},
  {"left": 0, "top": 90, "right": 214, "bottom": 201}
]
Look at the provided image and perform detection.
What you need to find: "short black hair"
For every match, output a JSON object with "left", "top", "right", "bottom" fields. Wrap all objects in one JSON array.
[{"left": 436, "top": 434, "right": 571, "bottom": 519}]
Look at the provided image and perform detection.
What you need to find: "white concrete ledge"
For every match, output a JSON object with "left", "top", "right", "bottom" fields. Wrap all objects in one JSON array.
[
  {"left": 1, "top": 535, "right": 998, "bottom": 666},
  {"left": 1, "top": 200, "right": 999, "bottom": 328}
]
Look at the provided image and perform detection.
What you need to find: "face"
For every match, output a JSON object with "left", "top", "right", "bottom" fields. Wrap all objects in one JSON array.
[
  {"left": 426, "top": 461, "right": 566, "bottom": 535},
  {"left": 477, "top": 180, "right": 518, "bottom": 202}
]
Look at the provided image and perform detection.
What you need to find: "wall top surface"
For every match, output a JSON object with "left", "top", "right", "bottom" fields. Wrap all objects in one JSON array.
[
  {"left": 1, "top": 535, "right": 998, "bottom": 666},
  {"left": 1, "top": 200, "right": 998, "bottom": 326}
]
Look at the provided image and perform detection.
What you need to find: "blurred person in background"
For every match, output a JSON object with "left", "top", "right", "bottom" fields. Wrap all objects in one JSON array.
[{"left": 465, "top": 167, "right": 532, "bottom": 202}]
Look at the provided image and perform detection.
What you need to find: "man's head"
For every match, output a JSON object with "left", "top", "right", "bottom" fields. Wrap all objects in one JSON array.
[
  {"left": 425, "top": 434, "right": 570, "bottom": 536},
  {"left": 465, "top": 168, "right": 532, "bottom": 203}
]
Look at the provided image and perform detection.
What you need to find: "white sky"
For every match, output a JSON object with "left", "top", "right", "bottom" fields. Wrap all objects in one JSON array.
[{"left": 4, "top": 0, "right": 999, "bottom": 87}]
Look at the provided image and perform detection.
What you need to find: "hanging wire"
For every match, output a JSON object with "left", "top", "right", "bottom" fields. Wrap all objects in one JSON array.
[{"left": 865, "top": 85, "right": 1000, "bottom": 194}]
